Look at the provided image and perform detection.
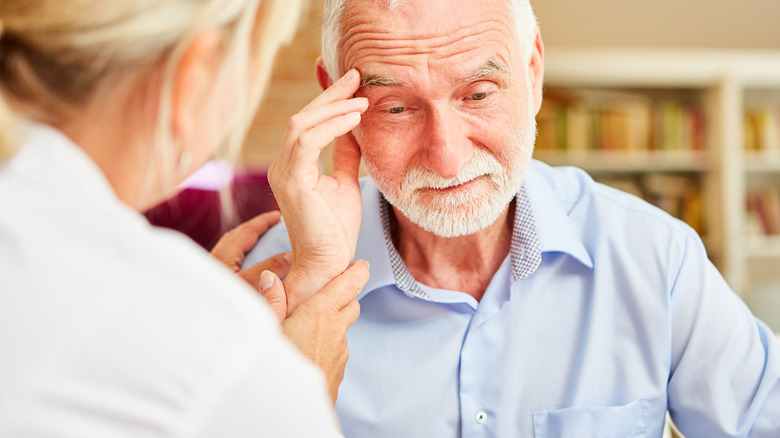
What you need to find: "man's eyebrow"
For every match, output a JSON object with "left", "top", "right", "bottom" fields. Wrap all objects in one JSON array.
[
  {"left": 357, "top": 58, "right": 508, "bottom": 90},
  {"left": 462, "top": 58, "right": 510, "bottom": 82},
  {"left": 359, "top": 73, "right": 409, "bottom": 89}
]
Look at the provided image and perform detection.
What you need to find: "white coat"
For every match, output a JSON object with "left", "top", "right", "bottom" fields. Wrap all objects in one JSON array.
[{"left": 0, "top": 125, "right": 342, "bottom": 437}]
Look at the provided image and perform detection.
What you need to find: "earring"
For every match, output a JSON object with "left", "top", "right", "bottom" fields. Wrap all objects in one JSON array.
[{"left": 177, "top": 150, "right": 192, "bottom": 175}]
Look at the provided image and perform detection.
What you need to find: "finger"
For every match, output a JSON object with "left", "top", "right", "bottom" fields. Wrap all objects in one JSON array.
[
  {"left": 210, "top": 245, "right": 244, "bottom": 272},
  {"left": 339, "top": 299, "right": 361, "bottom": 327},
  {"left": 300, "top": 68, "right": 362, "bottom": 114},
  {"left": 210, "top": 211, "right": 281, "bottom": 268},
  {"left": 226, "top": 211, "right": 282, "bottom": 254},
  {"left": 273, "top": 69, "right": 362, "bottom": 176},
  {"left": 238, "top": 252, "right": 292, "bottom": 289},
  {"left": 310, "top": 260, "right": 370, "bottom": 310},
  {"left": 331, "top": 130, "right": 362, "bottom": 185},
  {"left": 284, "top": 98, "right": 368, "bottom": 149},
  {"left": 259, "top": 270, "right": 287, "bottom": 322},
  {"left": 287, "top": 112, "right": 363, "bottom": 177},
  {"left": 237, "top": 210, "right": 282, "bottom": 239}
]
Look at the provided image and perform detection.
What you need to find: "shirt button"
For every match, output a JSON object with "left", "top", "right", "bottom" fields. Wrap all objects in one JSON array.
[{"left": 475, "top": 411, "right": 487, "bottom": 424}]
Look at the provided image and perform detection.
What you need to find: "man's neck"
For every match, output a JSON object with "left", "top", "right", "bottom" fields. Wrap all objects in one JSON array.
[{"left": 390, "top": 200, "right": 515, "bottom": 302}]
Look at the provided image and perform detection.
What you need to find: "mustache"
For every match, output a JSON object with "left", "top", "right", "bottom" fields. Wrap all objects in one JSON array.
[{"left": 401, "top": 151, "right": 504, "bottom": 191}]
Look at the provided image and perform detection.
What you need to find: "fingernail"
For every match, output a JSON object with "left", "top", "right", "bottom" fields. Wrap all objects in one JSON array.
[
  {"left": 259, "top": 270, "right": 275, "bottom": 292},
  {"left": 282, "top": 252, "right": 292, "bottom": 264},
  {"left": 346, "top": 112, "right": 361, "bottom": 123},
  {"left": 344, "top": 69, "right": 358, "bottom": 82}
]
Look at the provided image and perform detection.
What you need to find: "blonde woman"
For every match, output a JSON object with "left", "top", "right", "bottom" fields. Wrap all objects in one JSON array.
[{"left": 0, "top": 0, "right": 369, "bottom": 436}]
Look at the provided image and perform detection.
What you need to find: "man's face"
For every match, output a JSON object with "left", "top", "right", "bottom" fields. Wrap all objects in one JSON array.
[{"left": 340, "top": 0, "right": 543, "bottom": 237}]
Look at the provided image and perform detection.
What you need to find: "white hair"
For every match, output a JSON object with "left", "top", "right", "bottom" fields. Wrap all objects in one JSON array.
[{"left": 321, "top": 0, "right": 537, "bottom": 80}]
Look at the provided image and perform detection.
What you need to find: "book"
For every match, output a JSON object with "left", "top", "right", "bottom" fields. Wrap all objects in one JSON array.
[
  {"left": 744, "top": 107, "right": 780, "bottom": 156},
  {"left": 537, "top": 88, "right": 704, "bottom": 153},
  {"left": 746, "top": 186, "right": 780, "bottom": 236}
]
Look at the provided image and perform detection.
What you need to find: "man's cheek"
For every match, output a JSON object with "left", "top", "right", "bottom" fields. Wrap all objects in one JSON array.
[
  {"left": 351, "top": 127, "right": 381, "bottom": 167},
  {"left": 355, "top": 116, "right": 419, "bottom": 161},
  {"left": 354, "top": 122, "right": 395, "bottom": 156}
]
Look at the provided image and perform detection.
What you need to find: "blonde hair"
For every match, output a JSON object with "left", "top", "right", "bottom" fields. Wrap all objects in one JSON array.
[
  {"left": 321, "top": 0, "right": 537, "bottom": 80},
  {"left": 0, "top": 95, "right": 16, "bottom": 160},
  {"left": 0, "top": 0, "right": 302, "bottom": 198}
]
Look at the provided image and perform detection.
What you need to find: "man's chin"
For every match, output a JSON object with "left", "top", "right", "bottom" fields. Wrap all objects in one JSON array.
[
  {"left": 371, "top": 163, "right": 526, "bottom": 238},
  {"left": 399, "top": 199, "right": 510, "bottom": 238}
]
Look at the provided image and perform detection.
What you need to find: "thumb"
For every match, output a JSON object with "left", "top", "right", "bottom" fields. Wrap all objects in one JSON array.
[
  {"left": 259, "top": 270, "right": 287, "bottom": 322},
  {"left": 238, "top": 251, "right": 292, "bottom": 290},
  {"left": 332, "top": 131, "right": 362, "bottom": 185}
]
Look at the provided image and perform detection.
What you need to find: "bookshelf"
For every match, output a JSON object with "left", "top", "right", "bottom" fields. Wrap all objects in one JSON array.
[
  {"left": 744, "top": 90, "right": 780, "bottom": 259},
  {"left": 536, "top": 85, "right": 710, "bottom": 238},
  {"left": 539, "top": 49, "right": 780, "bottom": 329}
]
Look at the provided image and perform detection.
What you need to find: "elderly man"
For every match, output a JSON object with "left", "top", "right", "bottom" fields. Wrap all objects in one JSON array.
[{"left": 245, "top": 0, "right": 780, "bottom": 436}]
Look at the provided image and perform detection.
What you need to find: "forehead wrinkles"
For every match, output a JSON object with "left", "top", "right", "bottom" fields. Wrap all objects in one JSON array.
[{"left": 339, "top": 19, "right": 515, "bottom": 71}]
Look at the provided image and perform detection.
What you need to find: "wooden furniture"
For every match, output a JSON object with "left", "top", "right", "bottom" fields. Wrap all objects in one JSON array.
[{"left": 539, "top": 50, "right": 780, "bottom": 329}]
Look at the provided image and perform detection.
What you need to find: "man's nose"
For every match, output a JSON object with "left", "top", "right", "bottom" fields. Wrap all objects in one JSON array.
[{"left": 420, "top": 106, "right": 472, "bottom": 180}]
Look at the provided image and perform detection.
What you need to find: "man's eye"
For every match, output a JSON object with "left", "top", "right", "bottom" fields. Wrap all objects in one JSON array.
[
  {"left": 387, "top": 107, "right": 406, "bottom": 114},
  {"left": 470, "top": 92, "right": 488, "bottom": 101}
]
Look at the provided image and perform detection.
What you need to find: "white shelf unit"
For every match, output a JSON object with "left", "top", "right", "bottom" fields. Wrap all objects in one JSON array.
[
  {"left": 541, "top": 49, "right": 780, "bottom": 306},
  {"left": 535, "top": 150, "right": 710, "bottom": 173}
]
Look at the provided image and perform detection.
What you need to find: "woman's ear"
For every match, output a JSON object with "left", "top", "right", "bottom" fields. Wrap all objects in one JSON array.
[
  {"left": 171, "top": 29, "right": 223, "bottom": 141},
  {"left": 315, "top": 56, "right": 334, "bottom": 91}
]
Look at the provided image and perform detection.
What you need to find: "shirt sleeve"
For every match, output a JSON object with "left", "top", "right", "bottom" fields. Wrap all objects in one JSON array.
[{"left": 667, "top": 229, "right": 780, "bottom": 437}]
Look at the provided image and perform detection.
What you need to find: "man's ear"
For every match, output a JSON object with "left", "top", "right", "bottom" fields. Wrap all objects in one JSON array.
[
  {"left": 171, "top": 29, "right": 222, "bottom": 141},
  {"left": 315, "top": 56, "right": 335, "bottom": 91},
  {"left": 528, "top": 27, "right": 545, "bottom": 116}
]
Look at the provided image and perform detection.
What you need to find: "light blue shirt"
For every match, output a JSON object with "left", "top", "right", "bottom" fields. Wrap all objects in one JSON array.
[{"left": 244, "top": 160, "right": 780, "bottom": 437}]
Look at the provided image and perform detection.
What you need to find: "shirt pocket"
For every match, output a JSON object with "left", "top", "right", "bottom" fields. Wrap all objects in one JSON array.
[{"left": 532, "top": 398, "right": 650, "bottom": 438}]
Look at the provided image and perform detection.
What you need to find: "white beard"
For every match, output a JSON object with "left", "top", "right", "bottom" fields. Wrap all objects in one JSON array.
[{"left": 366, "top": 100, "right": 537, "bottom": 238}]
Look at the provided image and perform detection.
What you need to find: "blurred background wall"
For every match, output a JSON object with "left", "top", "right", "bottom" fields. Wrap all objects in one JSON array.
[{"left": 535, "top": 0, "right": 780, "bottom": 49}]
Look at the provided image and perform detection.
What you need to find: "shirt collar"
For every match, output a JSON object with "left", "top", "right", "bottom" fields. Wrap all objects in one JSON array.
[
  {"left": 354, "top": 161, "right": 594, "bottom": 300},
  {"left": 379, "top": 184, "right": 544, "bottom": 301},
  {"left": 524, "top": 161, "right": 594, "bottom": 269},
  {"left": 354, "top": 177, "right": 549, "bottom": 300},
  {"left": 354, "top": 179, "right": 399, "bottom": 299}
]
